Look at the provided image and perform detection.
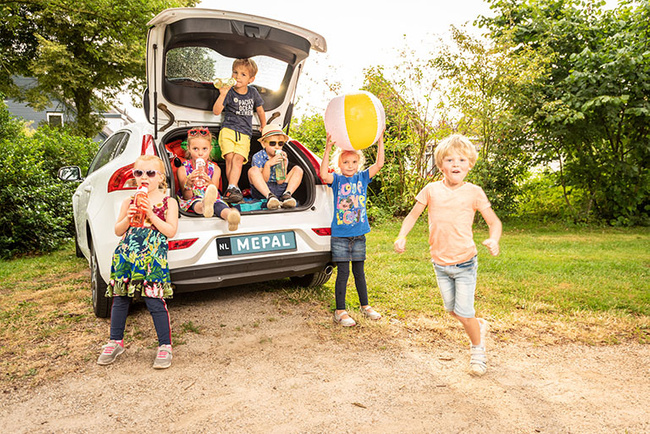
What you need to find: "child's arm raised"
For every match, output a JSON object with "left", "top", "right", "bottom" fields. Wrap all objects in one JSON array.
[
  {"left": 394, "top": 201, "right": 426, "bottom": 253},
  {"left": 480, "top": 207, "right": 502, "bottom": 256},
  {"left": 212, "top": 86, "right": 230, "bottom": 116},
  {"left": 319, "top": 134, "right": 335, "bottom": 185},
  {"left": 368, "top": 133, "right": 385, "bottom": 178}
]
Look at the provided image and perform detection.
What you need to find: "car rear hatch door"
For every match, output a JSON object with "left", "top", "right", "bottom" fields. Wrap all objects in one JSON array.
[{"left": 144, "top": 8, "right": 327, "bottom": 132}]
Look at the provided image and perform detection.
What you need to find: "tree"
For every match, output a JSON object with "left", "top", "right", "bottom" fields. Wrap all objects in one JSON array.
[
  {"left": 431, "top": 26, "right": 545, "bottom": 217},
  {"left": 480, "top": 0, "right": 650, "bottom": 224},
  {"left": 166, "top": 47, "right": 216, "bottom": 82},
  {"left": 1, "top": 0, "right": 197, "bottom": 138}
]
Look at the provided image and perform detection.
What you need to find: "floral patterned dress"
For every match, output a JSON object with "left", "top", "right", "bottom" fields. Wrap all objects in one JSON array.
[
  {"left": 107, "top": 195, "right": 173, "bottom": 299},
  {"left": 178, "top": 160, "right": 220, "bottom": 212}
]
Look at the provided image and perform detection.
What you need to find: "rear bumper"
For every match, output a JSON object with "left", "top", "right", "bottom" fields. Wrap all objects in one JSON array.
[{"left": 170, "top": 251, "right": 332, "bottom": 292}]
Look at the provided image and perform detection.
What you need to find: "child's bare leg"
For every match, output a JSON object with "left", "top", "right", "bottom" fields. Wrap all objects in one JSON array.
[
  {"left": 450, "top": 312, "right": 481, "bottom": 346},
  {"left": 225, "top": 153, "right": 244, "bottom": 187},
  {"left": 247, "top": 166, "right": 272, "bottom": 197},
  {"left": 284, "top": 166, "right": 303, "bottom": 194}
]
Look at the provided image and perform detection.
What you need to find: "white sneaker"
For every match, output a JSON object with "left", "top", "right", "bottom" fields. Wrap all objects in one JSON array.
[
  {"left": 360, "top": 305, "right": 382, "bottom": 320},
  {"left": 333, "top": 310, "right": 356, "bottom": 327},
  {"left": 469, "top": 345, "right": 487, "bottom": 376}
]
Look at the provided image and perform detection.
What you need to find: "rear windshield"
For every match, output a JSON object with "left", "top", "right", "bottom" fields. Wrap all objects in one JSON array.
[
  {"left": 165, "top": 47, "right": 287, "bottom": 92},
  {"left": 163, "top": 47, "right": 291, "bottom": 112}
]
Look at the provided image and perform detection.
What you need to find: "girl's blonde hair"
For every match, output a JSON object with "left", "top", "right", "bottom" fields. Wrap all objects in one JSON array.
[
  {"left": 185, "top": 133, "right": 213, "bottom": 160},
  {"left": 329, "top": 148, "right": 366, "bottom": 174},
  {"left": 434, "top": 134, "right": 478, "bottom": 169},
  {"left": 134, "top": 154, "right": 167, "bottom": 190}
]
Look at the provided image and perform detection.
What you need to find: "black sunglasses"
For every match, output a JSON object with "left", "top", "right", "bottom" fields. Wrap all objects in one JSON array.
[
  {"left": 133, "top": 169, "right": 161, "bottom": 178},
  {"left": 268, "top": 141, "right": 285, "bottom": 147}
]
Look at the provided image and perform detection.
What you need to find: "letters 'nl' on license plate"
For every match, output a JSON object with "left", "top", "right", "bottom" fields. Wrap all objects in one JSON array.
[{"left": 216, "top": 231, "right": 297, "bottom": 257}]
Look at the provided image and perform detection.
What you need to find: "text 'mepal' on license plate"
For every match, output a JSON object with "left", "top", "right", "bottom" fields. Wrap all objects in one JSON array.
[{"left": 217, "top": 231, "right": 297, "bottom": 257}]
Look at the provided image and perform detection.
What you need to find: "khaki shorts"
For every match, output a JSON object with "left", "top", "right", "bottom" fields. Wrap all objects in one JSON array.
[{"left": 218, "top": 127, "right": 251, "bottom": 164}]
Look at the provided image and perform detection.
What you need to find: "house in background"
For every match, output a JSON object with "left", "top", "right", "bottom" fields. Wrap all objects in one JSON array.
[{"left": 4, "top": 76, "right": 136, "bottom": 142}]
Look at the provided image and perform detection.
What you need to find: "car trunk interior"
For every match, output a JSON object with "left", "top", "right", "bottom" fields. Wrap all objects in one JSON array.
[{"left": 162, "top": 127, "right": 316, "bottom": 216}]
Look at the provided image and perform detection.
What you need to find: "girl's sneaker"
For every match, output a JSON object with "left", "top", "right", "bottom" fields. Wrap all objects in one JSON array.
[
  {"left": 333, "top": 310, "right": 356, "bottom": 327},
  {"left": 97, "top": 340, "right": 124, "bottom": 365},
  {"left": 153, "top": 344, "right": 172, "bottom": 369},
  {"left": 360, "top": 305, "right": 382, "bottom": 320}
]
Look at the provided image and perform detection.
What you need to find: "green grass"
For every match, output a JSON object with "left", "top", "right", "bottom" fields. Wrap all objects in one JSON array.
[
  {"left": 335, "top": 219, "right": 650, "bottom": 344},
  {"left": 0, "top": 223, "right": 648, "bottom": 389}
]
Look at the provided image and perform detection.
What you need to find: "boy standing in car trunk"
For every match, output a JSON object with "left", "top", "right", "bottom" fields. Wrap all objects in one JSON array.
[{"left": 213, "top": 58, "right": 266, "bottom": 203}]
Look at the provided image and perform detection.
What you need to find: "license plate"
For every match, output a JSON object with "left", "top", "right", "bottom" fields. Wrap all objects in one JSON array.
[{"left": 216, "top": 231, "right": 297, "bottom": 257}]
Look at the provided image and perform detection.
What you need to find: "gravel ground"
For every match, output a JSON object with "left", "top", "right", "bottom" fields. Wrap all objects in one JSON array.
[{"left": 1, "top": 286, "right": 648, "bottom": 433}]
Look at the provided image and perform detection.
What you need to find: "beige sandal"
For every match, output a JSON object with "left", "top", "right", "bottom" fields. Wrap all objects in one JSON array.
[{"left": 333, "top": 310, "right": 356, "bottom": 327}]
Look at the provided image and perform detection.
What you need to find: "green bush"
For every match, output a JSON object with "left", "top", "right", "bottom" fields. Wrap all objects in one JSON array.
[
  {"left": 514, "top": 171, "right": 590, "bottom": 223},
  {"left": 0, "top": 107, "right": 97, "bottom": 257}
]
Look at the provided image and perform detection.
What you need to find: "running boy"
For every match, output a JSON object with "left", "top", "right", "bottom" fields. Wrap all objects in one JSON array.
[
  {"left": 213, "top": 58, "right": 266, "bottom": 203},
  {"left": 394, "top": 134, "right": 502, "bottom": 376}
]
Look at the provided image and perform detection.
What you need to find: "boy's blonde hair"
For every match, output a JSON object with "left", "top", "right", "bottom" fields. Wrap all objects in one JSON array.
[
  {"left": 134, "top": 154, "right": 167, "bottom": 190},
  {"left": 434, "top": 134, "right": 478, "bottom": 169},
  {"left": 329, "top": 148, "right": 366, "bottom": 174},
  {"left": 233, "top": 58, "right": 258, "bottom": 77}
]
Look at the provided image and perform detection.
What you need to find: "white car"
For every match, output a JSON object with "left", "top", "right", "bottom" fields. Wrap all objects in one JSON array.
[{"left": 58, "top": 8, "right": 333, "bottom": 318}]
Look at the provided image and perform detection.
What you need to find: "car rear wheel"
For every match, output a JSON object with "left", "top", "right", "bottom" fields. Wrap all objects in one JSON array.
[
  {"left": 290, "top": 267, "right": 333, "bottom": 288},
  {"left": 90, "top": 242, "right": 111, "bottom": 318}
]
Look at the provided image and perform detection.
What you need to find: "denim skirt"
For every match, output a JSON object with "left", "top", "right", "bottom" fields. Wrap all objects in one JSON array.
[{"left": 331, "top": 235, "right": 366, "bottom": 262}]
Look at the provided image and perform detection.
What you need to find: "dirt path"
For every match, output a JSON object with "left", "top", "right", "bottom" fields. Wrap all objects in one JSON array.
[{"left": 1, "top": 286, "right": 648, "bottom": 433}]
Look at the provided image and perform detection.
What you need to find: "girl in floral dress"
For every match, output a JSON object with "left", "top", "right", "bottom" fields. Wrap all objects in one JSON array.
[
  {"left": 177, "top": 127, "right": 240, "bottom": 231},
  {"left": 97, "top": 155, "right": 179, "bottom": 369}
]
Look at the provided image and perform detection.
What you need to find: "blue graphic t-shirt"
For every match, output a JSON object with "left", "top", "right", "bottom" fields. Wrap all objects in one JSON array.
[
  {"left": 221, "top": 86, "right": 264, "bottom": 136},
  {"left": 329, "top": 170, "right": 371, "bottom": 237}
]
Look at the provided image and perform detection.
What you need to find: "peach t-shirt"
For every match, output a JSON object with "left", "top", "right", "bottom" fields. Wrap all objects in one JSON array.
[{"left": 415, "top": 180, "right": 491, "bottom": 266}]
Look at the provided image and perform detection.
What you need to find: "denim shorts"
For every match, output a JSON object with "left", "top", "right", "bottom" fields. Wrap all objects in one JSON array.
[
  {"left": 251, "top": 182, "right": 287, "bottom": 200},
  {"left": 432, "top": 255, "right": 478, "bottom": 318},
  {"left": 331, "top": 235, "right": 366, "bottom": 262}
]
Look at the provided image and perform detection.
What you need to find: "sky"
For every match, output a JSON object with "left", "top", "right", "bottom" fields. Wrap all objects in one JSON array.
[{"left": 125, "top": 0, "right": 494, "bottom": 122}]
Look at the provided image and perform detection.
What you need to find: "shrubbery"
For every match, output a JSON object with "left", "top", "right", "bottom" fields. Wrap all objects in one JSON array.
[{"left": 0, "top": 102, "right": 97, "bottom": 258}]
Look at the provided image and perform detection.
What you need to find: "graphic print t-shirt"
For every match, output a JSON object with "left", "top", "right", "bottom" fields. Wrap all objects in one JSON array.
[
  {"left": 329, "top": 170, "right": 371, "bottom": 237},
  {"left": 221, "top": 86, "right": 264, "bottom": 136}
]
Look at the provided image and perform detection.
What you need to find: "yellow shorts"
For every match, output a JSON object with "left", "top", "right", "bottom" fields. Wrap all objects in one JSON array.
[{"left": 218, "top": 127, "right": 251, "bottom": 164}]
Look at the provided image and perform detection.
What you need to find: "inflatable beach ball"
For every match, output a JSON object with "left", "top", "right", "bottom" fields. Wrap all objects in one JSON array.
[{"left": 324, "top": 91, "right": 386, "bottom": 151}]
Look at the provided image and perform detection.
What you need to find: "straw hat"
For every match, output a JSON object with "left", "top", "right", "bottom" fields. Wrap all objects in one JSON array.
[{"left": 258, "top": 124, "right": 289, "bottom": 142}]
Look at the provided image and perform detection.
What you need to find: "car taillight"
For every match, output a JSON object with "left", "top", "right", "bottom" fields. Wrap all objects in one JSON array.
[
  {"left": 107, "top": 134, "right": 159, "bottom": 192},
  {"left": 142, "top": 134, "right": 157, "bottom": 155},
  {"left": 169, "top": 238, "right": 198, "bottom": 250},
  {"left": 108, "top": 163, "right": 137, "bottom": 192},
  {"left": 290, "top": 139, "right": 325, "bottom": 183},
  {"left": 311, "top": 228, "right": 331, "bottom": 236}
]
